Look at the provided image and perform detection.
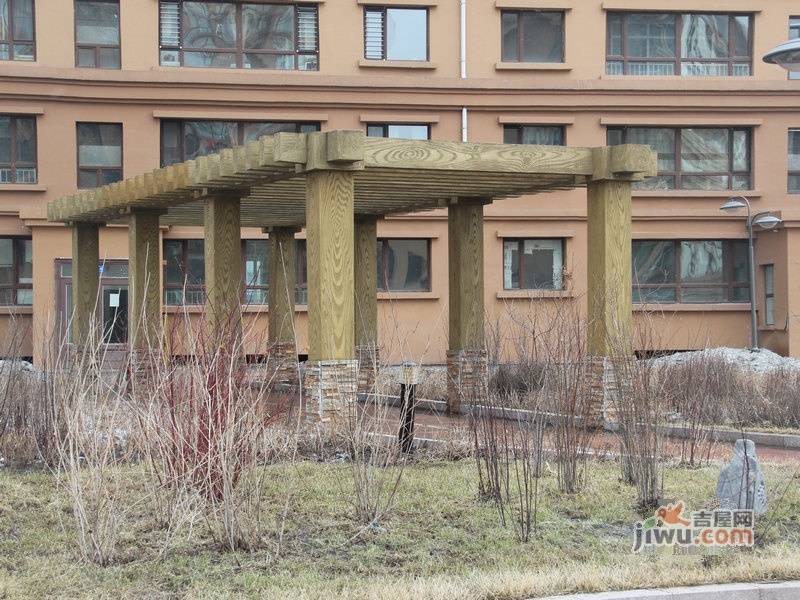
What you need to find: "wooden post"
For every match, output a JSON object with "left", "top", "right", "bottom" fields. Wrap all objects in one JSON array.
[
  {"left": 268, "top": 226, "right": 298, "bottom": 385},
  {"left": 128, "top": 210, "right": 162, "bottom": 350},
  {"left": 204, "top": 194, "right": 242, "bottom": 340},
  {"left": 447, "top": 199, "right": 487, "bottom": 414},
  {"left": 71, "top": 222, "right": 100, "bottom": 347},
  {"left": 306, "top": 170, "right": 355, "bottom": 361},
  {"left": 586, "top": 179, "right": 633, "bottom": 356},
  {"left": 354, "top": 215, "right": 378, "bottom": 394}
]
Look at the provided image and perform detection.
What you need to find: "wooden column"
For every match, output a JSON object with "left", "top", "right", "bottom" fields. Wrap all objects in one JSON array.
[
  {"left": 204, "top": 194, "right": 242, "bottom": 339},
  {"left": 354, "top": 215, "right": 378, "bottom": 351},
  {"left": 306, "top": 170, "right": 355, "bottom": 361},
  {"left": 268, "top": 226, "right": 299, "bottom": 385},
  {"left": 587, "top": 179, "right": 633, "bottom": 356},
  {"left": 447, "top": 199, "right": 487, "bottom": 414},
  {"left": 128, "top": 210, "right": 162, "bottom": 350},
  {"left": 71, "top": 222, "right": 100, "bottom": 347}
]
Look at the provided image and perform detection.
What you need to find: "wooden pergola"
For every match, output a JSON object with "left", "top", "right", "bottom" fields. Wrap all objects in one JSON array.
[{"left": 48, "top": 130, "right": 656, "bottom": 419}]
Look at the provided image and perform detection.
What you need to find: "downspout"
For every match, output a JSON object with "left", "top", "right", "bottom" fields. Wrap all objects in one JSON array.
[{"left": 460, "top": 0, "right": 468, "bottom": 142}]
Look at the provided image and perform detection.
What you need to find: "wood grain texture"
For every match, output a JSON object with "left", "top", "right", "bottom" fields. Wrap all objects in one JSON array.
[
  {"left": 354, "top": 216, "right": 378, "bottom": 347},
  {"left": 448, "top": 200, "right": 486, "bottom": 351},
  {"left": 71, "top": 223, "right": 99, "bottom": 346},
  {"left": 268, "top": 227, "right": 298, "bottom": 344},
  {"left": 587, "top": 180, "right": 633, "bottom": 356},
  {"left": 204, "top": 195, "right": 242, "bottom": 336},
  {"left": 128, "top": 211, "right": 162, "bottom": 349},
  {"left": 306, "top": 171, "right": 355, "bottom": 361}
]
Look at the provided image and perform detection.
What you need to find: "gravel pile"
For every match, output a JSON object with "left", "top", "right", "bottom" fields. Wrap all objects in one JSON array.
[{"left": 651, "top": 347, "right": 800, "bottom": 374}]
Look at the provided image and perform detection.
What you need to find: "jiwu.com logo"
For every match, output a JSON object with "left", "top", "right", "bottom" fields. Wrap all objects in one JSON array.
[{"left": 632, "top": 500, "right": 754, "bottom": 553}]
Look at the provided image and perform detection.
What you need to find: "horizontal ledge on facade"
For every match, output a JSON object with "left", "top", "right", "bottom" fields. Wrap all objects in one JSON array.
[
  {"left": 600, "top": 116, "right": 763, "bottom": 127},
  {"left": 0, "top": 184, "right": 47, "bottom": 192},
  {"left": 497, "top": 290, "right": 574, "bottom": 300},
  {"left": 358, "top": 0, "right": 438, "bottom": 4},
  {"left": 633, "top": 190, "right": 761, "bottom": 199},
  {"left": 498, "top": 115, "right": 575, "bottom": 125},
  {"left": 152, "top": 110, "right": 329, "bottom": 122},
  {"left": 601, "top": 1, "right": 760, "bottom": 11},
  {"left": 634, "top": 303, "right": 751, "bottom": 312},
  {"left": 495, "top": 229, "right": 575, "bottom": 238},
  {"left": 495, "top": 62, "right": 572, "bottom": 72},
  {"left": 0, "top": 105, "right": 44, "bottom": 115},
  {"left": 163, "top": 305, "right": 310, "bottom": 314},
  {"left": 377, "top": 292, "right": 440, "bottom": 301},
  {"left": 358, "top": 59, "right": 437, "bottom": 70},
  {"left": 0, "top": 306, "right": 33, "bottom": 315},
  {"left": 359, "top": 113, "right": 440, "bottom": 124},
  {"left": 495, "top": 0, "right": 573, "bottom": 8}
]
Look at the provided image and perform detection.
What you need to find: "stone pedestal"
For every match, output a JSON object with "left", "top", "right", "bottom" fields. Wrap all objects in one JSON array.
[
  {"left": 355, "top": 344, "right": 379, "bottom": 396},
  {"left": 446, "top": 348, "right": 488, "bottom": 414},
  {"left": 302, "top": 359, "right": 358, "bottom": 424},
  {"left": 272, "top": 340, "right": 298, "bottom": 387}
]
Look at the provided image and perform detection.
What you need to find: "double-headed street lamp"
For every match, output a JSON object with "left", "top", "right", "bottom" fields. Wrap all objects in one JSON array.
[{"left": 719, "top": 197, "right": 782, "bottom": 350}]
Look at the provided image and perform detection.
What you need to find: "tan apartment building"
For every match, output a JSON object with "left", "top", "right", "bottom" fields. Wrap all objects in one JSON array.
[{"left": 1, "top": 0, "right": 800, "bottom": 365}]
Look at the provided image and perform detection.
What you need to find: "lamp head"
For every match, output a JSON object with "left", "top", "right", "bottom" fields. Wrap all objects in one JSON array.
[
  {"left": 753, "top": 213, "right": 783, "bottom": 230},
  {"left": 720, "top": 198, "right": 747, "bottom": 213},
  {"left": 764, "top": 39, "right": 800, "bottom": 72}
]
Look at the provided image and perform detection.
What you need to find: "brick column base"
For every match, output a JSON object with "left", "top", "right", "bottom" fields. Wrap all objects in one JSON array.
[
  {"left": 302, "top": 359, "right": 358, "bottom": 424},
  {"left": 446, "top": 348, "right": 488, "bottom": 414},
  {"left": 355, "top": 344, "right": 379, "bottom": 396},
  {"left": 272, "top": 341, "right": 299, "bottom": 387}
]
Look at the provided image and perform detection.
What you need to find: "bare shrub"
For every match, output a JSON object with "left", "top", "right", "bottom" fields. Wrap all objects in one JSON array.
[{"left": 755, "top": 367, "right": 800, "bottom": 429}]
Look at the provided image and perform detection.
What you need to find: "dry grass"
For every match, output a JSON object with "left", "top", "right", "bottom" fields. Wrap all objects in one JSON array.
[{"left": 1, "top": 459, "right": 799, "bottom": 599}]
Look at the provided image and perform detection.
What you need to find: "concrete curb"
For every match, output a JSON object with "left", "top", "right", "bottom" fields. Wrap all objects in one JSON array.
[{"left": 535, "top": 581, "right": 800, "bottom": 600}]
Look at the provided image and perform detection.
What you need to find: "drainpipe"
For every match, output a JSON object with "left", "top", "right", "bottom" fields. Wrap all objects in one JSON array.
[{"left": 460, "top": 0, "right": 468, "bottom": 141}]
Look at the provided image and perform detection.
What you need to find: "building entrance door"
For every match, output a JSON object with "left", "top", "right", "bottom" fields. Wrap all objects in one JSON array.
[{"left": 56, "top": 259, "right": 130, "bottom": 367}]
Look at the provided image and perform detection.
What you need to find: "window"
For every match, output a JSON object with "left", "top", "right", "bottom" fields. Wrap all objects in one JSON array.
[
  {"left": 160, "top": 119, "right": 320, "bottom": 166},
  {"left": 164, "top": 239, "right": 205, "bottom": 305},
  {"left": 501, "top": 11, "right": 564, "bottom": 63},
  {"left": 366, "top": 123, "right": 430, "bottom": 140},
  {"left": 377, "top": 239, "right": 430, "bottom": 292},
  {"left": 75, "top": 0, "right": 120, "bottom": 68},
  {"left": 606, "top": 12, "right": 751, "bottom": 76},
  {"left": 608, "top": 126, "right": 751, "bottom": 191},
  {"left": 503, "top": 124, "right": 565, "bottom": 146},
  {"left": 0, "top": 0, "right": 35, "bottom": 61},
  {"left": 632, "top": 240, "right": 749, "bottom": 304},
  {"left": 0, "top": 237, "right": 31, "bottom": 306},
  {"left": 789, "top": 130, "right": 800, "bottom": 193},
  {"left": 364, "top": 7, "right": 428, "bottom": 61},
  {"left": 789, "top": 18, "right": 800, "bottom": 80},
  {"left": 243, "top": 239, "right": 268, "bottom": 305},
  {"left": 0, "top": 115, "right": 36, "bottom": 183},
  {"left": 763, "top": 264, "right": 775, "bottom": 326},
  {"left": 503, "top": 238, "right": 564, "bottom": 290},
  {"left": 159, "top": 1, "right": 319, "bottom": 70},
  {"left": 77, "top": 123, "right": 122, "bottom": 188}
]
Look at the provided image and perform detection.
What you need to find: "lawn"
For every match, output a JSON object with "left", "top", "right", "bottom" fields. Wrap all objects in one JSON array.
[{"left": 1, "top": 458, "right": 799, "bottom": 599}]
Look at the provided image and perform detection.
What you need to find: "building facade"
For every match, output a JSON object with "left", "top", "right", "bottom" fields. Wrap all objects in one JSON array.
[{"left": 1, "top": 0, "right": 799, "bottom": 364}]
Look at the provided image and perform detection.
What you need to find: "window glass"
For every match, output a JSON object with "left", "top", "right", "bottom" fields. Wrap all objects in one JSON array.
[
  {"left": 164, "top": 239, "right": 205, "bottom": 305},
  {"left": 76, "top": 1, "right": 120, "bottom": 44},
  {"left": 78, "top": 123, "right": 122, "bottom": 167},
  {"left": 242, "top": 4, "right": 292, "bottom": 51},
  {"left": 681, "top": 14, "right": 729, "bottom": 59},
  {"left": 377, "top": 239, "right": 429, "bottom": 292},
  {"left": 633, "top": 240, "right": 675, "bottom": 285},
  {"left": 680, "top": 128, "right": 729, "bottom": 172},
  {"left": 789, "top": 129, "right": 800, "bottom": 192},
  {"left": 501, "top": 12, "right": 518, "bottom": 62},
  {"left": 764, "top": 264, "right": 775, "bottom": 326},
  {"left": 386, "top": 125, "right": 428, "bottom": 140},
  {"left": 0, "top": 115, "right": 37, "bottom": 184},
  {"left": 183, "top": 121, "right": 237, "bottom": 160},
  {"left": 501, "top": 11, "right": 564, "bottom": 62},
  {"left": 503, "top": 239, "right": 564, "bottom": 290},
  {"left": 0, "top": 239, "right": 12, "bottom": 286},
  {"left": 183, "top": 2, "right": 236, "bottom": 49},
  {"left": 628, "top": 13, "right": 675, "bottom": 58},
  {"left": 503, "top": 125, "right": 565, "bottom": 146},
  {"left": 243, "top": 239, "right": 268, "bottom": 304},
  {"left": 385, "top": 8, "right": 427, "bottom": 61}
]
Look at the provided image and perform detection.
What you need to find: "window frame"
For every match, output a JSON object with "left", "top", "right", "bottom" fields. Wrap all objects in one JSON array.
[
  {"left": 158, "top": 1, "right": 320, "bottom": 70},
  {"left": 365, "top": 123, "right": 431, "bottom": 140},
  {"left": 763, "top": 263, "right": 775, "bottom": 326},
  {"left": 0, "top": 114, "right": 37, "bottom": 184},
  {"left": 241, "top": 238, "right": 268, "bottom": 305},
  {"left": 608, "top": 126, "right": 752, "bottom": 191},
  {"left": 632, "top": 239, "right": 749, "bottom": 304},
  {"left": 76, "top": 122, "right": 123, "bottom": 189},
  {"left": 163, "top": 239, "right": 206, "bottom": 306},
  {"left": 606, "top": 11, "right": 753, "bottom": 76},
  {"left": 159, "top": 119, "right": 320, "bottom": 167},
  {"left": 0, "top": 0, "right": 36, "bottom": 61},
  {"left": 502, "top": 237, "right": 565, "bottom": 291},
  {"left": 502, "top": 124, "right": 566, "bottom": 146},
  {"left": 74, "top": 0, "right": 121, "bottom": 69},
  {"left": 789, "top": 129, "right": 800, "bottom": 193},
  {"left": 363, "top": 6, "right": 430, "bottom": 62},
  {"left": 500, "top": 9, "right": 565, "bottom": 64},
  {"left": 377, "top": 238, "right": 431, "bottom": 293},
  {"left": 0, "top": 237, "right": 32, "bottom": 306}
]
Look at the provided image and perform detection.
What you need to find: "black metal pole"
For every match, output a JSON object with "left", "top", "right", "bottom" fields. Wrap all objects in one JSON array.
[{"left": 399, "top": 381, "right": 416, "bottom": 454}]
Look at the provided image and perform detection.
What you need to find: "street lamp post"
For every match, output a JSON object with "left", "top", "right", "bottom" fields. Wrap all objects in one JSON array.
[
  {"left": 720, "top": 197, "right": 782, "bottom": 350},
  {"left": 763, "top": 38, "right": 800, "bottom": 72}
]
